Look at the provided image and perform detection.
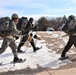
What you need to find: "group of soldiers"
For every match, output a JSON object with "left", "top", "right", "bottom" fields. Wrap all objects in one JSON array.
[
  {"left": 0, "top": 13, "right": 76, "bottom": 63},
  {"left": 0, "top": 13, "right": 41, "bottom": 63}
]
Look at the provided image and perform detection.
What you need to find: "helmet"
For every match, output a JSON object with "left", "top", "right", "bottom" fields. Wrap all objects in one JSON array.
[
  {"left": 29, "top": 17, "right": 34, "bottom": 22},
  {"left": 11, "top": 13, "right": 19, "bottom": 19},
  {"left": 68, "top": 15, "right": 75, "bottom": 21}
]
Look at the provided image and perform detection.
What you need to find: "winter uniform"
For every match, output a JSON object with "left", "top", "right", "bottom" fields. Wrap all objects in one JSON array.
[
  {"left": 0, "top": 13, "right": 22, "bottom": 62},
  {"left": 18, "top": 18, "right": 40, "bottom": 53},
  {"left": 59, "top": 15, "right": 76, "bottom": 60}
]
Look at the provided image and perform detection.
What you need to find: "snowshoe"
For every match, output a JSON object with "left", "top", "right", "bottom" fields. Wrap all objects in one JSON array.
[
  {"left": 0, "top": 62, "right": 3, "bottom": 65},
  {"left": 13, "top": 57, "right": 26, "bottom": 63},
  {"left": 59, "top": 56, "right": 69, "bottom": 60},
  {"left": 33, "top": 46, "right": 42, "bottom": 52}
]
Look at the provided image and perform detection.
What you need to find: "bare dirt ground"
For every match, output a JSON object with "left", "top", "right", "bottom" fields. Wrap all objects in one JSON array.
[{"left": 0, "top": 31, "right": 76, "bottom": 75}]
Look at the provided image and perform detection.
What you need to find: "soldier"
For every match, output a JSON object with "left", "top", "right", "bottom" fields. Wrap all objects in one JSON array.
[
  {"left": 18, "top": 17, "right": 41, "bottom": 53},
  {"left": 0, "top": 13, "right": 23, "bottom": 63},
  {"left": 59, "top": 15, "right": 76, "bottom": 60}
]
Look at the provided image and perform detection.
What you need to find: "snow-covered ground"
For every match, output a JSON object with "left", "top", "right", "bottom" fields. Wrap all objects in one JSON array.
[{"left": 0, "top": 31, "right": 76, "bottom": 73}]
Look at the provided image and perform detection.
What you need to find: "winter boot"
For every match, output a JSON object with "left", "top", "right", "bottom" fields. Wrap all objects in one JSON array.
[
  {"left": 13, "top": 57, "right": 23, "bottom": 63},
  {"left": 59, "top": 56, "right": 69, "bottom": 60},
  {"left": 33, "top": 47, "right": 40, "bottom": 52}
]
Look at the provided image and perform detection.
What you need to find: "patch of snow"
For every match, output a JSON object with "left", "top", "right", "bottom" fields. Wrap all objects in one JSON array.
[{"left": 0, "top": 32, "right": 74, "bottom": 73}]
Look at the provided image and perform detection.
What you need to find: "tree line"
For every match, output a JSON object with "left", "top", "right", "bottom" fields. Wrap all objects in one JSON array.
[{"left": 34, "top": 15, "right": 66, "bottom": 31}]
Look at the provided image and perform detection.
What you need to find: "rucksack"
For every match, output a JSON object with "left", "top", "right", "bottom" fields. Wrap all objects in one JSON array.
[
  {"left": 17, "top": 17, "right": 28, "bottom": 31},
  {"left": 0, "top": 17, "right": 10, "bottom": 36}
]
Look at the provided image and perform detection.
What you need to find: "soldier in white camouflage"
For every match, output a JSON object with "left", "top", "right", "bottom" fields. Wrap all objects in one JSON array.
[{"left": 0, "top": 13, "right": 23, "bottom": 63}]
